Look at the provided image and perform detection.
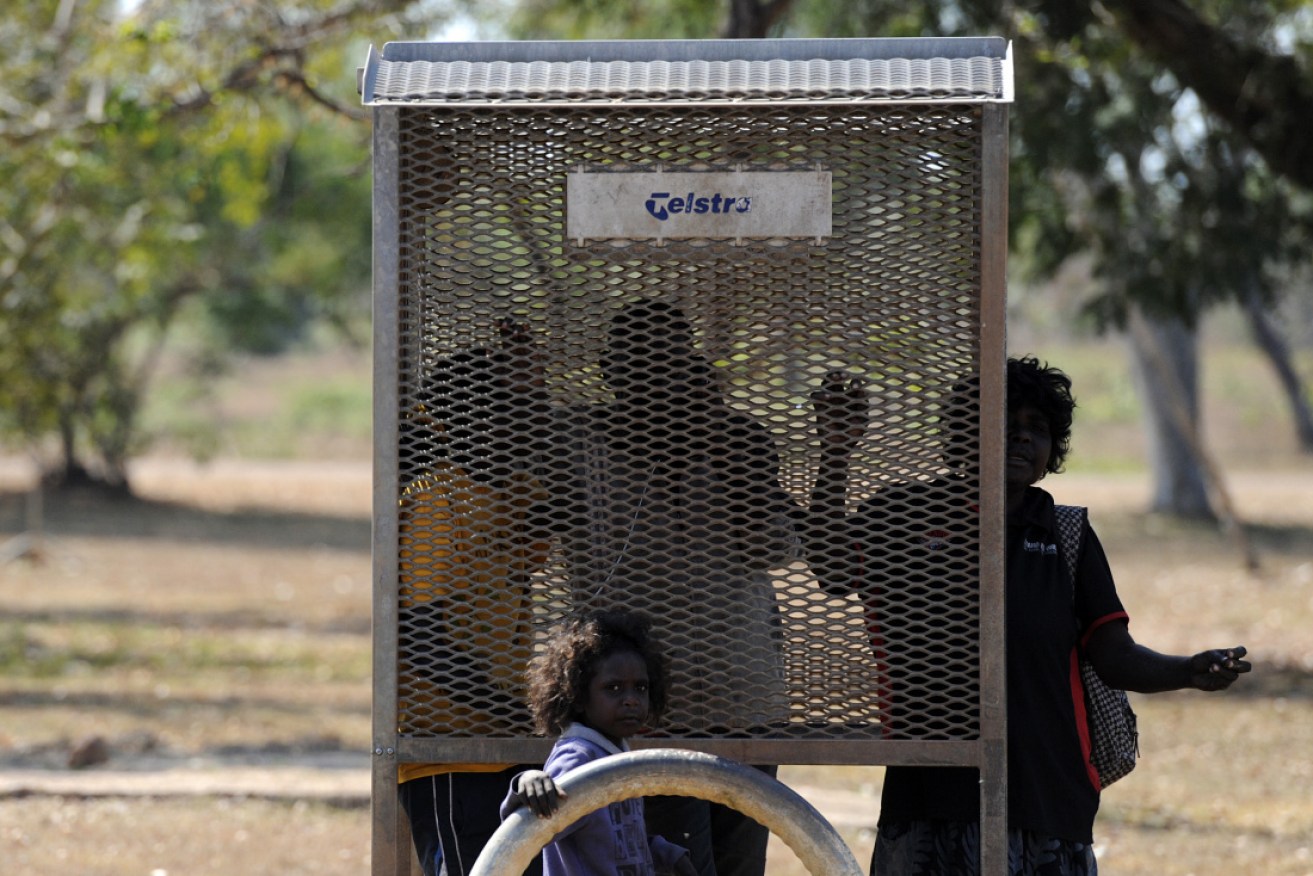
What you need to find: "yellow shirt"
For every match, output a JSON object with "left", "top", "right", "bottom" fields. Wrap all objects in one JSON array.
[{"left": 396, "top": 463, "right": 549, "bottom": 784}]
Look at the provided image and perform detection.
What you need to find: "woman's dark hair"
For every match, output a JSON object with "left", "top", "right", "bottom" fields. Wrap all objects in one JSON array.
[
  {"left": 600, "top": 298, "right": 718, "bottom": 402},
  {"left": 1007, "top": 356, "right": 1076, "bottom": 474},
  {"left": 526, "top": 610, "right": 669, "bottom": 737}
]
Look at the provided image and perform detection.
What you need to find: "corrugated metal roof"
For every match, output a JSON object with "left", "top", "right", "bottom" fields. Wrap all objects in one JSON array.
[{"left": 361, "top": 38, "right": 1013, "bottom": 106}]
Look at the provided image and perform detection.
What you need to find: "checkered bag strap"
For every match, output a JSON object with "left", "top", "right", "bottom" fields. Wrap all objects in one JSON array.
[{"left": 1054, "top": 504, "right": 1139, "bottom": 789}]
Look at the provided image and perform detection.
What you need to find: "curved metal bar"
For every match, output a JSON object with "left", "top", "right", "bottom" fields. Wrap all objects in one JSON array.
[{"left": 469, "top": 748, "right": 862, "bottom": 876}]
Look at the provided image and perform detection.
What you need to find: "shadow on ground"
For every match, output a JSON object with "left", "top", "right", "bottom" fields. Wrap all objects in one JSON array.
[{"left": 0, "top": 486, "right": 370, "bottom": 552}]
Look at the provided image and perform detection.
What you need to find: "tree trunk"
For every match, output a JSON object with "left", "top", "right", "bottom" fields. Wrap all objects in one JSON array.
[
  {"left": 1243, "top": 285, "right": 1313, "bottom": 453},
  {"left": 1126, "top": 309, "right": 1261, "bottom": 569},
  {"left": 1125, "top": 309, "right": 1214, "bottom": 518},
  {"left": 54, "top": 407, "right": 94, "bottom": 488},
  {"left": 721, "top": 0, "right": 793, "bottom": 39}
]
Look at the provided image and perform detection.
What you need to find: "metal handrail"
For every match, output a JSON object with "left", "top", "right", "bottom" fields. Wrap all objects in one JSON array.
[{"left": 469, "top": 748, "right": 863, "bottom": 876}]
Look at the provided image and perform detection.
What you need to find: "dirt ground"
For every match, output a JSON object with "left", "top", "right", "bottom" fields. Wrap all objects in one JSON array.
[{"left": 2, "top": 457, "right": 1312, "bottom": 875}]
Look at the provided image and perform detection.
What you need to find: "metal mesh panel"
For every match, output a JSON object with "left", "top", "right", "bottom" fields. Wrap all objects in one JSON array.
[{"left": 392, "top": 102, "right": 984, "bottom": 745}]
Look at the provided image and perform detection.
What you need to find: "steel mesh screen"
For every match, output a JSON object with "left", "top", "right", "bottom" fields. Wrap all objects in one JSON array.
[{"left": 392, "top": 103, "right": 984, "bottom": 744}]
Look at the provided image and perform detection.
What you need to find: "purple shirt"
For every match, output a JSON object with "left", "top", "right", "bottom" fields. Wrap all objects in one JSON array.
[{"left": 502, "top": 724, "right": 687, "bottom": 876}]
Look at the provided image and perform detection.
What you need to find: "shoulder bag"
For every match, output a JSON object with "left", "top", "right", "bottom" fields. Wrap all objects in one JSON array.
[{"left": 1054, "top": 504, "right": 1139, "bottom": 788}]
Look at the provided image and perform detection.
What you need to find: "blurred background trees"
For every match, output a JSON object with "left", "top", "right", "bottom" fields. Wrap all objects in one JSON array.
[
  {"left": 0, "top": 0, "right": 424, "bottom": 490},
  {"left": 3, "top": 0, "right": 1311, "bottom": 523}
]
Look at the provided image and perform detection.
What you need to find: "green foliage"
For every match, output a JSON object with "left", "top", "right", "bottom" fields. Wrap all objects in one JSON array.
[
  {"left": 198, "top": 118, "right": 375, "bottom": 355},
  {"left": 504, "top": 0, "right": 726, "bottom": 39},
  {"left": 0, "top": 1, "right": 412, "bottom": 488},
  {"left": 792, "top": 0, "right": 1313, "bottom": 330},
  {"left": 287, "top": 382, "right": 375, "bottom": 441},
  {"left": 137, "top": 350, "right": 374, "bottom": 460}
]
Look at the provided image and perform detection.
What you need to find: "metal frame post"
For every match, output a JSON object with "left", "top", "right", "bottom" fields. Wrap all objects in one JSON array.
[
  {"left": 370, "top": 105, "right": 407, "bottom": 876},
  {"left": 978, "top": 99, "right": 1011, "bottom": 876}
]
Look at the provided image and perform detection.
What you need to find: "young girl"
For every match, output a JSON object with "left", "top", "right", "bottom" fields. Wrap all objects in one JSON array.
[{"left": 501, "top": 611, "right": 697, "bottom": 876}]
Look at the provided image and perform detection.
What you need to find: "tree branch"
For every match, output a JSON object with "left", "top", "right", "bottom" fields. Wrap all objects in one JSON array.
[
  {"left": 1094, "top": 0, "right": 1313, "bottom": 190},
  {"left": 274, "top": 70, "right": 369, "bottom": 122}
]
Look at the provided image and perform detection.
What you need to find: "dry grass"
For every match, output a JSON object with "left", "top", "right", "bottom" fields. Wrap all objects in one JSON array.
[
  {"left": 2, "top": 796, "right": 372, "bottom": 876},
  {"left": 2, "top": 453, "right": 1312, "bottom": 875}
]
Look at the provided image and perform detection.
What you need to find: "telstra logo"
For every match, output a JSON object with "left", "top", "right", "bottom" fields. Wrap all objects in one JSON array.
[{"left": 644, "top": 191, "right": 753, "bottom": 221}]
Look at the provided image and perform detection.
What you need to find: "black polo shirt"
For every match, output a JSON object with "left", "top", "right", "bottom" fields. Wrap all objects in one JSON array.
[{"left": 877, "top": 485, "right": 1128, "bottom": 843}]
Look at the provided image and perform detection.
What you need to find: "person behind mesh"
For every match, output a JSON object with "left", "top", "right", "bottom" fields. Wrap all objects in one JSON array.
[
  {"left": 396, "top": 346, "right": 549, "bottom": 876},
  {"left": 808, "top": 356, "right": 1252, "bottom": 875},
  {"left": 804, "top": 372, "right": 981, "bottom": 740},
  {"left": 501, "top": 610, "right": 698, "bottom": 876},
  {"left": 507, "top": 298, "right": 794, "bottom": 876}
]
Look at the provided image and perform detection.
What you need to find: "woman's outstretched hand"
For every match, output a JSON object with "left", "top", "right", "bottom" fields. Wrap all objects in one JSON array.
[{"left": 1187, "top": 646, "right": 1252, "bottom": 691}]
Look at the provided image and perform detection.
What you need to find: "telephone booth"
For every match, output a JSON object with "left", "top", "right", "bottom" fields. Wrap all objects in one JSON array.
[{"left": 362, "top": 37, "right": 1013, "bottom": 874}]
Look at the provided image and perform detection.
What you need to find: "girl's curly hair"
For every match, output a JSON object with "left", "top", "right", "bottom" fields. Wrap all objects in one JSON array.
[
  {"left": 1007, "top": 356, "right": 1076, "bottom": 474},
  {"left": 526, "top": 610, "right": 670, "bottom": 738}
]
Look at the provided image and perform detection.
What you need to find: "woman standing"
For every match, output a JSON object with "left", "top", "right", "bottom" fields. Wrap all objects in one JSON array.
[{"left": 807, "top": 356, "right": 1251, "bottom": 875}]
